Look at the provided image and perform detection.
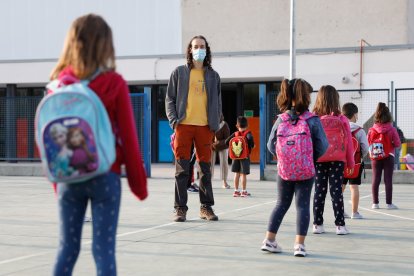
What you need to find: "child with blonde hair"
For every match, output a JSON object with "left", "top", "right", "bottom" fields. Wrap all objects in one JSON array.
[{"left": 47, "top": 14, "right": 147, "bottom": 275}]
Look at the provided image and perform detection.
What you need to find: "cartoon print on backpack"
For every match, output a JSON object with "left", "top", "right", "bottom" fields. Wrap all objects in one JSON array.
[
  {"left": 48, "top": 122, "right": 74, "bottom": 178},
  {"left": 229, "top": 130, "right": 250, "bottom": 160},
  {"left": 67, "top": 126, "right": 98, "bottom": 175},
  {"left": 43, "top": 118, "right": 98, "bottom": 179}
]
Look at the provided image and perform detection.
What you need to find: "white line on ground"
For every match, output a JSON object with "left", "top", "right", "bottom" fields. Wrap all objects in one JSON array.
[
  {"left": 350, "top": 191, "right": 414, "bottom": 221},
  {"left": 0, "top": 200, "right": 277, "bottom": 265},
  {"left": 0, "top": 253, "right": 48, "bottom": 265}
]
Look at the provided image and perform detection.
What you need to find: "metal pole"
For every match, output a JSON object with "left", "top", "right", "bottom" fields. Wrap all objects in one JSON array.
[{"left": 289, "top": 0, "right": 296, "bottom": 79}]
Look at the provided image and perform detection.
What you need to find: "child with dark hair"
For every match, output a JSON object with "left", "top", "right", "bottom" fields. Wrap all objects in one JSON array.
[
  {"left": 312, "top": 85, "right": 354, "bottom": 235},
  {"left": 368, "top": 102, "right": 401, "bottom": 209},
  {"left": 341, "top": 102, "right": 369, "bottom": 219},
  {"left": 262, "top": 78, "right": 328, "bottom": 257},
  {"left": 225, "top": 116, "right": 254, "bottom": 197}
]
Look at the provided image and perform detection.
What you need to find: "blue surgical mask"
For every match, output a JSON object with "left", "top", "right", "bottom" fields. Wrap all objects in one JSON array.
[{"left": 192, "top": 48, "right": 206, "bottom": 62}]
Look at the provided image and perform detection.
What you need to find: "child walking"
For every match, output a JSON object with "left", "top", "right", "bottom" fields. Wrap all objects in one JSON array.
[
  {"left": 312, "top": 85, "right": 354, "bottom": 235},
  {"left": 341, "top": 103, "right": 369, "bottom": 219},
  {"left": 368, "top": 102, "right": 401, "bottom": 209},
  {"left": 225, "top": 116, "right": 254, "bottom": 197},
  {"left": 261, "top": 79, "right": 328, "bottom": 257},
  {"left": 47, "top": 14, "right": 148, "bottom": 275}
]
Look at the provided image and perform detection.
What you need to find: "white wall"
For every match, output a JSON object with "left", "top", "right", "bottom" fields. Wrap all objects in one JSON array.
[
  {"left": 0, "top": 0, "right": 182, "bottom": 60},
  {"left": 182, "top": 0, "right": 410, "bottom": 52}
]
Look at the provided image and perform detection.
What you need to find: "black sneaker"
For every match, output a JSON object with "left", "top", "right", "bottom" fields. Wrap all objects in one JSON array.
[
  {"left": 173, "top": 207, "right": 187, "bottom": 222},
  {"left": 187, "top": 184, "right": 199, "bottom": 193},
  {"left": 200, "top": 206, "right": 218, "bottom": 221}
]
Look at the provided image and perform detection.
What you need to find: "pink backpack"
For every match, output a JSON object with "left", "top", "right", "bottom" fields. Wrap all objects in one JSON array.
[
  {"left": 275, "top": 111, "right": 315, "bottom": 181},
  {"left": 317, "top": 114, "right": 347, "bottom": 163}
]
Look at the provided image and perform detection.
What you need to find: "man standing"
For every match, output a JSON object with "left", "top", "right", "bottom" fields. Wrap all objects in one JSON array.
[{"left": 165, "top": 35, "right": 222, "bottom": 222}]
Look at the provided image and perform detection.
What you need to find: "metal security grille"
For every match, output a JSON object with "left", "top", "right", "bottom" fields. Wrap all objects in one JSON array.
[
  {"left": 0, "top": 92, "right": 151, "bottom": 176},
  {"left": 130, "top": 94, "right": 145, "bottom": 160},
  {"left": 0, "top": 96, "right": 42, "bottom": 161},
  {"left": 395, "top": 88, "right": 414, "bottom": 167},
  {"left": 265, "top": 88, "right": 414, "bottom": 166}
]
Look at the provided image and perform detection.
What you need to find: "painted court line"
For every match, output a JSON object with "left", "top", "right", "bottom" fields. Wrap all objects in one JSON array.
[
  {"left": 0, "top": 200, "right": 277, "bottom": 265},
  {"left": 352, "top": 191, "right": 414, "bottom": 221}
]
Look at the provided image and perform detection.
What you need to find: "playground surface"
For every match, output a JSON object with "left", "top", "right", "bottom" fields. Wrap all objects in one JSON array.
[{"left": 0, "top": 164, "right": 413, "bottom": 275}]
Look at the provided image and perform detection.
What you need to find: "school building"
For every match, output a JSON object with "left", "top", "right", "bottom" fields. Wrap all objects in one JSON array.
[{"left": 0, "top": 0, "right": 413, "bottom": 168}]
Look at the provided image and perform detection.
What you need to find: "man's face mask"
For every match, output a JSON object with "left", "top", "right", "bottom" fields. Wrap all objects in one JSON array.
[{"left": 192, "top": 48, "right": 206, "bottom": 62}]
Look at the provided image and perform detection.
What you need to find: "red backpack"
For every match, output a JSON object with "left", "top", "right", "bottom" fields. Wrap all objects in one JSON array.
[
  {"left": 229, "top": 130, "right": 250, "bottom": 160},
  {"left": 368, "top": 128, "right": 393, "bottom": 160},
  {"left": 317, "top": 114, "right": 347, "bottom": 162},
  {"left": 344, "top": 128, "right": 362, "bottom": 178}
]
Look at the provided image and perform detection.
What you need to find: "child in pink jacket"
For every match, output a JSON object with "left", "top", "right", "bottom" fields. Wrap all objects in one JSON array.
[{"left": 368, "top": 102, "right": 401, "bottom": 210}]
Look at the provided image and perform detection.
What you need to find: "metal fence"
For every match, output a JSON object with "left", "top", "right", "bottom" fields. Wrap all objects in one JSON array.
[
  {"left": 0, "top": 92, "right": 151, "bottom": 175},
  {"left": 266, "top": 88, "right": 414, "bottom": 168}
]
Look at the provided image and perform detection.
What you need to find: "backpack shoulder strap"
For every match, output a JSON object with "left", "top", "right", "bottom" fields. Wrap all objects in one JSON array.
[
  {"left": 298, "top": 111, "right": 316, "bottom": 121},
  {"left": 352, "top": 127, "right": 362, "bottom": 136},
  {"left": 279, "top": 113, "right": 290, "bottom": 121},
  {"left": 46, "top": 79, "right": 60, "bottom": 92}
]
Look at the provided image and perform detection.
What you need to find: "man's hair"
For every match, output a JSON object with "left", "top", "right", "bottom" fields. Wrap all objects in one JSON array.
[
  {"left": 342, "top": 102, "right": 359, "bottom": 119},
  {"left": 50, "top": 14, "right": 116, "bottom": 80},
  {"left": 186, "top": 35, "right": 212, "bottom": 69},
  {"left": 374, "top": 102, "right": 392, "bottom": 123},
  {"left": 236, "top": 116, "right": 248, "bottom": 128}
]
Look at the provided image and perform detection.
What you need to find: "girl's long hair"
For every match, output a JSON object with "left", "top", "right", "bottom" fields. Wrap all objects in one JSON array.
[
  {"left": 186, "top": 35, "right": 212, "bottom": 69},
  {"left": 374, "top": 102, "right": 392, "bottom": 123},
  {"left": 277, "top": 78, "right": 312, "bottom": 113},
  {"left": 312, "top": 85, "right": 341, "bottom": 116},
  {"left": 50, "top": 14, "right": 116, "bottom": 80}
]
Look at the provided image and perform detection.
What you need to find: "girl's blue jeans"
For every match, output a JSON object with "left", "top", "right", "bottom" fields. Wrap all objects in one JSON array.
[{"left": 53, "top": 172, "right": 121, "bottom": 276}]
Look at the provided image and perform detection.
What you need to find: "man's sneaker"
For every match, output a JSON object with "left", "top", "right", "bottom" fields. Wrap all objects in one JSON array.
[
  {"left": 233, "top": 190, "right": 241, "bottom": 197},
  {"left": 343, "top": 211, "right": 350, "bottom": 218},
  {"left": 336, "top": 225, "right": 349, "bottom": 235},
  {"left": 294, "top": 244, "right": 307, "bottom": 257},
  {"left": 351, "top": 212, "right": 363, "bottom": 219},
  {"left": 241, "top": 190, "right": 251, "bottom": 197},
  {"left": 200, "top": 206, "right": 218, "bottom": 221},
  {"left": 312, "top": 224, "right": 325, "bottom": 234},
  {"left": 173, "top": 207, "right": 187, "bottom": 222},
  {"left": 387, "top": 203, "right": 398, "bottom": 210},
  {"left": 187, "top": 184, "right": 199, "bottom": 193},
  {"left": 372, "top": 203, "right": 380, "bottom": 209},
  {"left": 261, "top": 239, "right": 282, "bottom": 253}
]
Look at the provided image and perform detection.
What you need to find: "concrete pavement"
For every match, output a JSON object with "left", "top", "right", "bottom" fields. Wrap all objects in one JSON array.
[{"left": 0, "top": 164, "right": 413, "bottom": 275}]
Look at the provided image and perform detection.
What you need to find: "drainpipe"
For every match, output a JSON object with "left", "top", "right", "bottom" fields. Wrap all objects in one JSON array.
[{"left": 359, "top": 39, "right": 371, "bottom": 93}]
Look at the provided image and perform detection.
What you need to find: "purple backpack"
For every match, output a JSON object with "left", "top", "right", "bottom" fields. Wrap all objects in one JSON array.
[{"left": 275, "top": 111, "right": 315, "bottom": 181}]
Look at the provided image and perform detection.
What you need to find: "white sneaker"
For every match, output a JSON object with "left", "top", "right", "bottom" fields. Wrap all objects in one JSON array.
[
  {"left": 372, "top": 203, "right": 379, "bottom": 209},
  {"left": 312, "top": 224, "right": 325, "bottom": 234},
  {"left": 387, "top": 204, "right": 398, "bottom": 210},
  {"left": 336, "top": 225, "right": 349, "bottom": 235},
  {"left": 344, "top": 211, "right": 350, "bottom": 218},
  {"left": 261, "top": 239, "right": 282, "bottom": 253},
  {"left": 351, "top": 212, "right": 363, "bottom": 219},
  {"left": 294, "top": 244, "right": 307, "bottom": 257}
]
